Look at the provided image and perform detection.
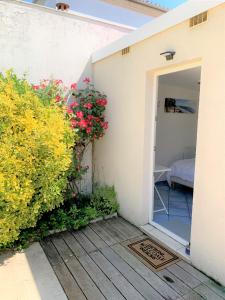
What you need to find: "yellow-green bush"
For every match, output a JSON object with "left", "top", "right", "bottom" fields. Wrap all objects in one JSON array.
[{"left": 0, "top": 71, "right": 77, "bottom": 247}]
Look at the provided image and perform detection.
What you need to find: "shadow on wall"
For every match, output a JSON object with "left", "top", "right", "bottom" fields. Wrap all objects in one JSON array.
[
  {"left": 77, "top": 57, "right": 93, "bottom": 88},
  {"left": 75, "top": 57, "right": 94, "bottom": 194},
  {"left": 67, "top": 57, "right": 92, "bottom": 104}
]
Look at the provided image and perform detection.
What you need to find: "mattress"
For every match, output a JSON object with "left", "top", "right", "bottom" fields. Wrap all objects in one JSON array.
[
  {"left": 167, "top": 158, "right": 195, "bottom": 187},
  {"left": 170, "top": 176, "right": 193, "bottom": 188}
]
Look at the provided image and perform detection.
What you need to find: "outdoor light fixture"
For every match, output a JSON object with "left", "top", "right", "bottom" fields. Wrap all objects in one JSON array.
[{"left": 160, "top": 51, "right": 176, "bottom": 61}]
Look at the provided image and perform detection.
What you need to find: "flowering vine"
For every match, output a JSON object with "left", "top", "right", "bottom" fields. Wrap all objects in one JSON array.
[
  {"left": 68, "top": 78, "right": 108, "bottom": 141},
  {"left": 66, "top": 78, "right": 108, "bottom": 194},
  {"left": 32, "top": 77, "right": 108, "bottom": 195}
]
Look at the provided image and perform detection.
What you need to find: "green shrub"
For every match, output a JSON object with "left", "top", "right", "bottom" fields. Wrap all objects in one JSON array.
[
  {"left": 0, "top": 71, "right": 77, "bottom": 247},
  {"left": 5, "top": 194, "right": 98, "bottom": 250},
  {"left": 1, "top": 185, "right": 119, "bottom": 251},
  {"left": 91, "top": 185, "right": 119, "bottom": 216}
]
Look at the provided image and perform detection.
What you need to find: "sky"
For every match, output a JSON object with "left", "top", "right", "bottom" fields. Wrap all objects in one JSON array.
[
  {"left": 26, "top": 0, "right": 187, "bottom": 27},
  {"left": 154, "top": 0, "right": 186, "bottom": 9}
]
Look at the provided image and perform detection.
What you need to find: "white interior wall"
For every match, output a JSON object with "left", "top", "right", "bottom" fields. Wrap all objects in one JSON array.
[{"left": 155, "top": 81, "right": 199, "bottom": 168}]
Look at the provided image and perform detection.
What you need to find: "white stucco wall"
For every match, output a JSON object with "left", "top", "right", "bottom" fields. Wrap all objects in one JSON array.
[
  {"left": 0, "top": 0, "right": 132, "bottom": 193},
  {"left": 93, "top": 4, "right": 225, "bottom": 285},
  {"left": 0, "top": 0, "right": 132, "bottom": 84}
]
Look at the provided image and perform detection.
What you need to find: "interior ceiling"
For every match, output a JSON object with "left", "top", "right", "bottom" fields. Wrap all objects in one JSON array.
[{"left": 159, "top": 67, "right": 201, "bottom": 90}]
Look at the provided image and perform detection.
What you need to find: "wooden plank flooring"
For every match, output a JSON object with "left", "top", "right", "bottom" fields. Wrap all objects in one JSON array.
[{"left": 41, "top": 217, "right": 225, "bottom": 300}]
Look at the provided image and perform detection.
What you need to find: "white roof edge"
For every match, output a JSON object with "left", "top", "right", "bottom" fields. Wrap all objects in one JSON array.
[
  {"left": 92, "top": 0, "right": 225, "bottom": 63},
  {"left": 67, "top": 10, "right": 136, "bottom": 31},
  {"left": 12, "top": 0, "right": 136, "bottom": 31}
]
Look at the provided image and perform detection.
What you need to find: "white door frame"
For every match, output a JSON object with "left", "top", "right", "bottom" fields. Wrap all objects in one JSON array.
[{"left": 148, "top": 60, "right": 202, "bottom": 244}]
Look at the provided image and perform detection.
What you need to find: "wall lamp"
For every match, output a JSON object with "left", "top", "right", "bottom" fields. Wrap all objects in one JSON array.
[{"left": 160, "top": 51, "right": 176, "bottom": 61}]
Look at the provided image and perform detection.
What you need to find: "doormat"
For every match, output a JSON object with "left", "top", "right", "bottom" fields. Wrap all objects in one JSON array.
[{"left": 125, "top": 237, "right": 180, "bottom": 271}]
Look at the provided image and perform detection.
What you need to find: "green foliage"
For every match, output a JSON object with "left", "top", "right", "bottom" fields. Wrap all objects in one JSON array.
[
  {"left": 45, "top": 204, "right": 98, "bottom": 231},
  {"left": 91, "top": 185, "right": 119, "bottom": 216},
  {"left": 0, "top": 185, "right": 119, "bottom": 251},
  {"left": 0, "top": 71, "right": 115, "bottom": 252},
  {"left": 0, "top": 71, "right": 77, "bottom": 248}
]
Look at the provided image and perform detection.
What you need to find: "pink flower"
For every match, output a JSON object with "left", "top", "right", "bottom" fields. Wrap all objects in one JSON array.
[
  {"left": 70, "top": 101, "right": 79, "bottom": 108},
  {"left": 87, "top": 114, "right": 94, "bottom": 120},
  {"left": 55, "top": 95, "right": 61, "bottom": 102},
  {"left": 55, "top": 79, "right": 63, "bottom": 85},
  {"left": 83, "top": 77, "right": 91, "bottom": 84},
  {"left": 70, "top": 83, "right": 77, "bottom": 90},
  {"left": 32, "top": 85, "right": 39, "bottom": 90},
  {"left": 86, "top": 127, "right": 92, "bottom": 134},
  {"left": 102, "top": 122, "right": 108, "bottom": 130},
  {"left": 40, "top": 83, "right": 46, "bottom": 89},
  {"left": 67, "top": 108, "right": 73, "bottom": 114},
  {"left": 83, "top": 103, "right": 93, "bottom": 109},
  {"left": 76, "top": 111, "right": 84, "bottom": 119},
  {"left": 71, "top": 119, "right": 78, "bottom": 128},
  {"left": 96, "top": 98, "right": 107, "bottom": 106},
  {"left": 79, "top": 119, "right": 88, "bottom": 128}
]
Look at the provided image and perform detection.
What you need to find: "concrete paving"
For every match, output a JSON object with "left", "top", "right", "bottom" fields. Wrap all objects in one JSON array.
[{"left": 0, "top": 242, "right": 67, "bottom": 300}]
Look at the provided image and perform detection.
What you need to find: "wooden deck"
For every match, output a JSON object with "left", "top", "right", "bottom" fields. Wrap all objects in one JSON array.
[{"left": 41, "top": 217, "right": 225, "bottom": 300}]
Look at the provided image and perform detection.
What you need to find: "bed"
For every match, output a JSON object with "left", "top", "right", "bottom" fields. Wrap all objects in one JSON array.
[{"left": 167, "top": 158, "right": 195, "bottom": 188}]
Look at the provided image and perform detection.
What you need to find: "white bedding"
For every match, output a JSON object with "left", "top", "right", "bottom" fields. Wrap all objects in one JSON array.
[{"left": 167, "top": 158, "right": 195, "bottom": 186}]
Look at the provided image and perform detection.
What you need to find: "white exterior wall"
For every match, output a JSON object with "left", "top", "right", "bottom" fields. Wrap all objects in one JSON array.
[
  {"left": 0, "top": 1, "right": 132, "bottom": 84},
  {"left": 0, "top": 0, "right": 132, "bottom": 193},
  {"left": 93, "top": 4, "right": 225, "bottom": 285}
]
